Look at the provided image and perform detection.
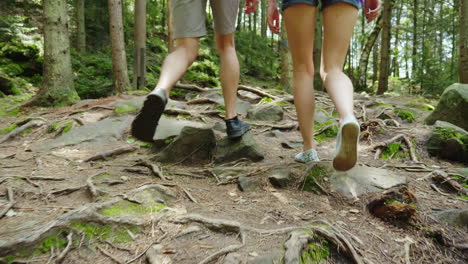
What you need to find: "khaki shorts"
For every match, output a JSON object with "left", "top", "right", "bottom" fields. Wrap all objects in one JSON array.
[{"left": 171, "top": 0, "right": 240, "bottom": 39}]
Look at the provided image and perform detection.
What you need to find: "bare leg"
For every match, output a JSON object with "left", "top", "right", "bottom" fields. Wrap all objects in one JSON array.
[
  {"left": 215, "top": 33, "right": 240, "bottom": 119},
  {"left": 320, "top": 3, "right": 358, "bottom": 121},
  {"left": 153, "top": 37, "right": 200, "bottom": 97},
  {"left": 284, "top": 4, "right": 317, "bottom": 151}
]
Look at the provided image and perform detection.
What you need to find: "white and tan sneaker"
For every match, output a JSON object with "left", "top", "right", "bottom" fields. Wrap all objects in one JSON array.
[{"left": 333, "top": 115, "right": 360, "bottom": 171}]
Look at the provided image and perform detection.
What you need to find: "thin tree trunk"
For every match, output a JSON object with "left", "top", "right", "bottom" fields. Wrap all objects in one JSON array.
[
  {"left": 133, "top": 0, "right": 147, "bottom": 90},
  {"left": 460, "top": 0, "right": 468, "bottom": 83},
  {"left": 33, "top": 0, "right": 78, "bottom": 107},
  {"left": 377, "top": 0, "right": 394, "bottom": 95},
  {"left": 76, "top": 0, "right": 86, "bottom": 52},
  {"left": 314, "top": 10, "right": 323, "bottom": 91},
  {"left": 168, "top": 0, "right": 174, "bottom": 53},
  {"left": 108, "top": 0, "right": 131, "bottom": 94},
  {"left": 411, "top": 0, "right": 418, "bottom": 80},
  {"left": 237, "top": 0, "right": 244, "bottom": 31},
  {"left": 261, "top": 0, "right": 267, "bottom": 37},
  {"left": 392, "top": 0, "right": 402, "bottom": 77},
  {"left": 280, "top": 19, "right": 293, "bottom": 94},
  {"left": 372, "top": 40, "right": 379, "bottom": 89},
  {"left": 358, "top": 15, "right": 382, "bottom": 91}
]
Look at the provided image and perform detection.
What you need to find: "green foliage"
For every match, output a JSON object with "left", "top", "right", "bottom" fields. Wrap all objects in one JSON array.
[
  {"left": 71, "top": 50, "right": 114, "bottom": 99},
  {"left": 394, "top": 109, "right": 417, "bottom": 122},
  {"left": 36, "top": 230, "right": 69, "bottom": 253},
  {"left": 70, "top": 221, "right": 138, "bottom": 244},
  {"left": 48, "top": 120, "right": 74, "bottom": 135},
  {"left": 99, "top": 200, "right": 166, "bottom": 217},
  {"left": 0, "top": 124, "right": 17, "bottom": 135},
  {"left": 381, "top": 142, "right": 409, "bottom": 160},
  {"left": 314, "top": 121, "right": 339, "bottom": 143},
  {"left": 434, "top": 127, "right": 468, "bottom": 152},
  {"left": 303, "top": 166, "right": 328, "bottom": 194},
  {"left": 0, "top": 93, "right": 32, "bottom": 117},
  {"left": 300, "top": 237, "right": 330, "bottom": 264}
]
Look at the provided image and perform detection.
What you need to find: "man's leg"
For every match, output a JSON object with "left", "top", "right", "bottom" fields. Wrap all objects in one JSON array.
[
  {"left": 215, "top": 33, "right": 239, "bottom": 120},
  {"left": 283, "top": 4, "right": 317, "bottom": 152}
]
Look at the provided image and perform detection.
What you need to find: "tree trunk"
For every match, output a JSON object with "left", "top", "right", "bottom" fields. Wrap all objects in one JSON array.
[
  {"left": 76, "top": 0, "right": 86, "bottom": 52},
  {"left": 133, "top": 0, "right": 147, "bottom": 90},
  {"left": 280, "top": 19, "right": 293, "bottom": 94},
  {"left": 372, "top": 40, "right": 379, "bottom": 88},
  {"left": 460, "top": 0, "right": 468, "bottom": 83},
  {"left": 357, "top": 15, "right": 382, "bottom": 91},
  {"left": 237, "top": 0, "right": 244, "bottom": 31},
  {"left": 167, "top": 0, "right": 175, "bottom": 52},
  {"left": 32, "top": 0, "right": 78, "bottom": 107},
  {"left": 377, "top": 0, "right": 394, "bottom": 95},
  {"left": 108, "top": 0, "right": 131, "bottom": 94},
  {"left": 313, "top": 10, "right": 323, "bottom": 91},
  {"left": 411, "top": 0, "right": 418, "bottom": 80},
  {"left": 261, "top": 0, "right": 267, "bottom": 37},
  {"left": 392, "top": 0, "right": 402, "bottom": 77}
]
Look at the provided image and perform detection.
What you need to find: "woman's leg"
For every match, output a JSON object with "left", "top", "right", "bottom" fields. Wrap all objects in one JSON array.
[
  {"left": 283, "top": 4, "right": 317, "bottom": 151},
  {"left": 320, "top": 2, "right": 358, "bottom": 120}
]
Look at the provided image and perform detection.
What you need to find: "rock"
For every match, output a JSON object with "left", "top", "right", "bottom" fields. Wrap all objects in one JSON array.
[
  {"left": 146, "top": 244, "right": 172, "bottom": 264},
  {"left": 214, "top": 134, "right": 264, "bottom": 163},
  {"left": 329, "top": 166, "right": 407, "bottom": 199},
  {"left": 426, "top": 83, "right": 468, "bottom": 130},
  {"left": 459, "top": 168, "right": 468, "bottom": 177},
  {"left": 426, "top": 121, "right": 468, "bottom": 164},
  {"left": 432, "top": 209, "right": 468, "bottom": 229},
  {"left": 205, "top": 91, "right": 252, "bottom": 114},
  {"left": 265, "top": 130, "right": 285, "bottom": 138},
  {"left": 153, "top": 126, "right": 216, "bottom": 164},
  {"left": 247, "top": 104, "right": 283, "bottom": 121},
  {"left": 153, "top": 116, "right": 207, "bottom": 143},
  {"left": 281, "top": 140, "right": 302, "bottom": 149},
  {"left": 314, "top": 109, "right": 331, "bottom": 124},
  {"left": 238, "top": 176, "right": 261, "bottom": 192},
  {"left": 247, "top": 250, "right": 283, "bottom": 264},
  {"left": 114, "top": 97, "right": 187, "bottom": 115},
  {"left": 367, "top": 187, "right": 417, "bottom": 222},
  {"left": 269, "top": 170, "right": 294, "bottom": 188},
  {"left": 32, "top": 116, "right": 132, "bottom": 151},
  {"left": 223, "top": 253, "right": 242, "bottom": 264}
]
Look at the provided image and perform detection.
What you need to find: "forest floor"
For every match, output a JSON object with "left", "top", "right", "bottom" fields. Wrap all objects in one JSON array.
[{"left": 0, "top": 84, "right": 467, "bottom": 264}]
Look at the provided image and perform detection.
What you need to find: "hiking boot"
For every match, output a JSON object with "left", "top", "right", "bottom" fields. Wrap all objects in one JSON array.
[
  {"left": 295, "top": 149, "right": 320, "bottom": 163},
  {"left": 131, "top": 89, "right": 168, "bottom": 142},
  {"left": 225, "top": 116, "right": 251, "bottom": 139},
  {"left": 333, "top": 115, "right": 360, "bottom": 171}
]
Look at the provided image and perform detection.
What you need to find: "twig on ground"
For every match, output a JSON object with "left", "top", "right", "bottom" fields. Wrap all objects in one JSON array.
[
  {"left": 372, "top": 134, "right": 418, "bottom": 161},
  {"left": 84, "top": 145, "right": 139, "bottom": 162},
  {"left": 49, "top": 184, "right": 87, "bottom": 197},
  {"left": 0, "top": 187, "right": 15, "bottom": 219},
  {"left": 238, "top": 85, "right": 280, "bottom": 101},
  {"left": 0, "top": 120, "right": 45, "bottom": 144},
  {"left": 55, "top": 232, "right": 73, "bottom": 263},
  {"left": 97, "top": 245, "right": 125, "bottom": 264},
  {"left": 180, "top": 186, "right": 198, "bottom": 203},
  {"left": 250, "top": 122, "right": 297, "bottom": 131},
  {"left": 101, "top": 239, "right": 134, "bottom": 253}
]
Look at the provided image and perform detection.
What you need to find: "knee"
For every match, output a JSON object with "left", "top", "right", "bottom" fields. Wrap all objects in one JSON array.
[
  {"left": 175, "top": 38, "right": 199, "bottom": 63},
  {"left": 216, "top": 34, "right": 235, "bottom": 54},
  {"left": 293, "top": 62, "right": 315, "bottom": 78}
]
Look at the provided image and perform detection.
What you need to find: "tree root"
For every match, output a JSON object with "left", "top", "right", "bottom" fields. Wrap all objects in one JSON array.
[
  {"left": 0, "top": 120, "right": 45, "bottom": 144},
  {"left": 186, "top": 98, "right": 218, "bottom": 105},
  {"left": 175, "top": 82, "right": 212, "bottom": 92},
  {"left": 251, "top": 122, "right": 298, "bottom": 131},
  {"left": 198, "top": 232, "right": 246, "bottom": 264},
  {"left": 135, "top": 162, "right": 166, "bottom": 180},
  {"left": 372, "top": 134, "right": 418, "bottom": 162},
  {"left": 431, "top": 171, "right": 468, "bottom": 196},
  {"left": 0, "top": 199, "right": 150, "bottom": 256},
  {"left": 164, "top": 108, "right": 193, "bottom": 116},
  {"left": 55, "top": 232, "right": 73, "bottom": 263},
  {"left": 97, "top": 245, "right": 125, "bottom": 264},
  {"left": 238, "top": 85, "right": 280, "bottom": 101},
  {"left": 84, "top": 145, "right": 139, "bottom": 162},
  {"left": 0, "top": 187, "right": 15, "bottom": 219}
]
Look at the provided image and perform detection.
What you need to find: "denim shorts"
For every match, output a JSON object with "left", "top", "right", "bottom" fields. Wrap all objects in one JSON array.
[{"left": 282, "top": 0, "right": 362, "bottom": 11}]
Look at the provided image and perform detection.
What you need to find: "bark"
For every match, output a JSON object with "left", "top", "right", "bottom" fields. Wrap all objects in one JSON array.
[
  {"left": 237, "top": 0, "right": 244, "bottom": 31},
  {"left": 392, "top": 1, "right": 403, "bottom": 77},
  {"left": 460, "top": 0, "right": 468, "bottom": 83},
  {"left": 32, "top": 0, "right": 78, "bottom": 107},
  {"left": 76, "top": 0, "right": 86, "bottom": 52},
  {"left": 377, "top": 0, "right": 394, "bottom": 95},
  {"left": 280, "top": 19, "right": 293, "bottom": 94},
  {"left": 261, "top": 0, "right": 267, "bottom": 37},
  {"left": 411, "top": 0, "right": 418, "bottom": 80},
  {"left": 167, "top": 0, "right": 174, "bottom": 52},
  {"left": 372, "top": 39, "right": 379, "bottom": 88},
  {"left": 108, "top": 0, "right": 131, "bottom": 94},
  {"left": 357, "top": 15, "right": 382, "bottom": 91},
  {"left": 133, "top": 0, "right": 147, "bottom": 90}
]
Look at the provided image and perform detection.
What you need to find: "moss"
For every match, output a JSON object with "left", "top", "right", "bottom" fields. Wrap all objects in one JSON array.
[
  {"left": 169, "top": 87, "right": 190, "bottom": 99},
  {"left": 216, "top": 105, "right": 226, "bottom": 111},
  {"left": 115, "top": 104, "right": 138, "bottom": 114},
  {"left": 48, "top": 120, "right": 74, "bottom": 135},
  {"left": 70, "top": 221, "right": 138, "bottom": 244},
  {"left": 459, "top": 194, "right": 468, "bottom": 200},
  {"left": 404, "top": 103, "right": 435, "bottom": 111},
  {"left": 259, "top": 97, "right": 273, "bottom": 104},
  {"left": 394, "top": 108, "right": 417, "bottom": 123},
  {"left": 127, "top": 88, "right": 151, "bottom": 96},
  {"left": 0, "top": 124, "right": 16, "bottom": 135},
  {"left": 36, "top": 230, "right": 69, "bottom": 253},
  {"left": 434, "top": 127, "right": 468, "bottom": 152},
  {"left": 99, "top": 200, "right": 166, "bottom": 217},
  {"left": 381, "top": 142, "right": 408, "bottom": 160},
  {"left": 314, "top": 120, "right": 338, "bottom": 143},
  {"left": 20, "top": 128, "right": 32, "bottom": 134},
  {"left": 300, "top": 237, "right": 330, "bottom": 264},
  {"left": 178, "top": 114, "right": 191, "bottom": 119},
  {"left": 303, "top": 166, "right": 328, "bottom": 194},
  {"left": 375, "top": 103, "right": 395, "bottom": 108},
  {"left": 0, "top": 93, "right": 32, "bottom": 117}
]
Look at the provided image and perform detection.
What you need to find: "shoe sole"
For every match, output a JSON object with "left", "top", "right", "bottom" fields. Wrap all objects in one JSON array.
[
  {"left": 131, "top": 94, "right": 166, "bottom": 142},
  {"left": 333, "top": 123, "right": 359, "bottom": 171},
  {"left": 227, "top": 124, "right": 251, "bottom": 139}
]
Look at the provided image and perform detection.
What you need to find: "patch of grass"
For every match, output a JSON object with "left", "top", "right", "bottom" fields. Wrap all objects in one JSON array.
[
  {"left": 314, "top": 120, "right": 339, "bottom": 143},
  {"left": 0, "top": 124, "right": 16, "bottom": 135},
  {"left": 169, "top": 87, "right": 190, "bottom": 99},
  {"left": 300, "top": 237, "right": 330, "bottom": 264},
  {"left": 48, "top": 120, "right": 74, "bottom": 135},
  {"left": 381, "top": 142, "right": 409, "bottom": 160},
  {"left": 99, "top": 200, "right": 166, "bottom": 217},
  {"left": 178, "top": 114, "right": 191, "bottom": 119},
  {"left": 303, "top": 166, "right": 328, "bottom": 194},
  {"left": 115, "top": 104, "right": 138, "bottom": 115},
  {"left": 70, "top": 221, "right": 138, "bottom": 244},
  {"left": 394, "top": 108, "right": 417, "bottom": 123}
]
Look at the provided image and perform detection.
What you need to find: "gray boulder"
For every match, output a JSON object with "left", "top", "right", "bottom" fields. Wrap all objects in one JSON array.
[
  {"left": 426, "top": 83, "right": 468, "bottom": 130},
  {"left": 247, "top": 104, "right": 283, "bottom": 121},
  {"left": 269, "top": 170, "right": 294, "bottom": 188},
  {"left": 426, "top": 121, "right": 468, "bottom": 164},
  {"left": 215, "top": 134, "right": 264, "bottom": 163},
  {"left": 153, "top": 126, "right": 216, "bottom": 164},
  {"left": 238, "top": 176, "right": 261, "bottom": 192},
  {"left": 432, "top": 209, "right": 468, "bottom": 229}
]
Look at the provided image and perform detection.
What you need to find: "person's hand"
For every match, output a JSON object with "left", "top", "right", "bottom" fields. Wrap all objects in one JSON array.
[
  {"left": 267, "top": 0, "right": 280, "bottom": 34},
  {"left": 365, "top": 0, "right": 381, "bottom": 23},
  {"left": 245, "top": 0, "right": 259, "bottom": 14}
]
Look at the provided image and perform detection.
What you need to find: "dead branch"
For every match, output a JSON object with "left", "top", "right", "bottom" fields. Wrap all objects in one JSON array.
[
  {"left": 0, "top": 187, "right": 15, "bottom": 219},
  {"left": 55, "top": 232, "right": 73, "bottom": 263},
  {"left": 97, "top": 245, "right": 124, "bottom": 264},
  {"left": 402, "top": 135, "right": 418, "bottom": 162},
  {"left": 175, "top": 82, "right": 212, "bottom": 92},
  {"left": 198, "top": 232, "right": 246, "bottom": 264},
  {"left": 187, "top": 98, "right": 218, "bottom": 105},
  {"left": 0, "top": 120, "right": 45, "bottom": 144},
  {"left": 238, "top": 85, "right": 280, "bottom": 101},
  {"left": 84, "top": 145, "right": 139, "bottom": 162}
]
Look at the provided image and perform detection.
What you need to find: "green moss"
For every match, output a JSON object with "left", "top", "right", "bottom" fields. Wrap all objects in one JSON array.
[
  {"left": 394, "top": 108, "right": 417, "bottom": 122},
  {"left": 0, "top": 124, "right": 16, "bottom": 135},
  {"left": 314, "top": 120, "right": 339, "bottom": 143},
  {"left": 115, "top": 104, "right": 138, "bottom": 114},
  {"left": 127, "top": 88, "right": 151, "bottom": 95},
  {"left": 169, "top": 87, "right": 190, "bottom": 98},
  {"left": 459, "top": 194, "right": 468, "bottom": 200},
  {"left": 404, "top": 103, "right": 435, "bottom": 111},
  {"left": 259, "top": 97, "right": 273, "bottom": 104},
  {"left": 178, "top": 114, "right": 191, "bottom": 119},
  {"left": 300, "top": 238, "right": 330, "bottom": 264},
  {"left": 375, "top": 103, "right": 395, "bottom": 108},
  {"left": 303, "top": 166, "right": 328, "bottom": 194},
  {"left": 381, "top": 142, "right": 406, "bottom": 160},
  {"left": 99, "top": 200, "right": 166, "bottom": 217},
  {"left": 0, "top": 93, "right": 32, "bottom": 117},
  {"left": 434, "top": 127, "right": 468, "bottom": 152},
  {"left": 37, "top": 230, "right": 69, "bottom": 253},
  {"left": 70, "top": 221, "right": 138, "bottom": 244},
  {"left": 20, "top": 128, "right": 32, "bottom": 134},
  {"left": 216, "top": 105, "right": 226, "bottom": 111},
  {"left": 48, "top": 120, "right": 74, "bottom": 135}
]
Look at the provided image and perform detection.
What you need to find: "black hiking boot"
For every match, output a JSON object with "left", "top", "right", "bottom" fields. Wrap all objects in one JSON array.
[
  {"left": 131, "top": 89, "right": 168, "bottom": 142},
  {"left": 225, "top": 116, "right": 251, "bottom": 139}
]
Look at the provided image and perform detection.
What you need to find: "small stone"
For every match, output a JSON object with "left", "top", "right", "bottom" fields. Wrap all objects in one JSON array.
[
  {"left": 349, "top": 217, "right": 357, "bottom": 221},
  {"left": 268, "top": 170, "right": 293, "bottom": 188},
  {"left": 247, "top": 104, "right": 283, "bottom": 121},
  {"left": 349, "top": 209, "right": 360, "bottom": 214},
  {"left": 249, "top": 252, "right": 259, "bottom": 257},
  {"left": 238, "top": 176, "right": 261, "bottom": 192},
  {"left": 215, "top": 134, "right": 264, "bottom": 163},
  {"left": 120, "top": 176, "right": 129, "bottom": 181}
]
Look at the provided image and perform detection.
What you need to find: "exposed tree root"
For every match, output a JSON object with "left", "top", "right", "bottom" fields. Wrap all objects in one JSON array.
[
  {"left": 97, "top": 245, "right": 124, "bottom": 264},
  {"left": 186, "top": 98, "right": 218, "bottom": 105},
  {"left": 250, "top": 122, "right": 298, "bottom": 131},
  {"left": 175, "top": 82, "right": 212, "bottom": 92},
  {"left": 16, "top": 117, "right": 48, "bottom": 126},
  {"left": 372, "top": 134, "right": 418, "bottom": 162},
  {"left": 199, "top": 232, "right": 246, "bottom": 264},
  {"left": 146, "top": 244, "right": 171, "bottom": 264},
  {"left": 238, "top": 85, "right": 280, "bottom": 101},
  {"left": 164, "top": 108, "right": 193, "bottom": 116},
  {"left": 135, "top": 161, "right": 166, "bottom": 180},
  {"left": 0, "top": 120, "right": 45, "bottom": 144},
  {"left": 431, "top": 171, "right": 468, "bottom": 196},
  {"left": 0, "top": 199, "right": 151, "bottom": 256},
  {"left": 84, "top": 145, "right": 139, "bottom": 162},
  {"left": 0, "top": 187, "right": 15, "bottom": 219},
  {"left": 55, "top": 232, "right": 73, "bottom": 263}
]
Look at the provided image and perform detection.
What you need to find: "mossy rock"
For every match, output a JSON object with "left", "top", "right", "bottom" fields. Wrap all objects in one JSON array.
[
  {"left": 300, "top": 237, "right": 330, "bottom": 264},
  {"left": 70, "top": 221, "right": 139, "bottom": 244},
  {"left": 303, "top": 163, "right": 331, "bottom": 194},
  {"left": 99, "top": 200, "right": 166, "bottom": 217},
  {"left": 394, "top": 108, "right": 417, "bottom": 123},
  {"left": 246, "top": 103, "right": 284, "bottom": 121},
  {"left": 426, "top": 83, "right": 468, "bottom": 131},
  {"left": 426, "top": 121, "right": 468, "bottom": 164}
]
